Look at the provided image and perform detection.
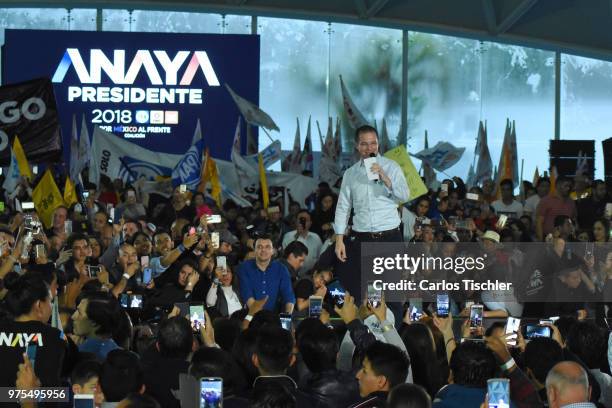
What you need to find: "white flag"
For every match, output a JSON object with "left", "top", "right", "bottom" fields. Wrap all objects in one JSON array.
[
  {"left": 339, "top": 75, "right": 368, "bottom": 129},
  {"left": 69, "top": 114, "right": 80, "bottom": 182},
  {"left": 283, "top": 118, "right": 302, "bottom": 174},
  {"left": 225, "top": 84, "right": 280, "bottom": 131},
  {"left": 77, "top": 114, "right": 92, "bottom": 177}
]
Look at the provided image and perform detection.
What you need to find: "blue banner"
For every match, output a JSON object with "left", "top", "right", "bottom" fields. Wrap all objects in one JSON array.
[{"left": 2, "top": 29, "right": 260, "bottom": 165}]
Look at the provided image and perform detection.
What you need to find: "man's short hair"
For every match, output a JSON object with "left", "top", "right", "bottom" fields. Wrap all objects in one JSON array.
[
  {"left": 499, "top": 179, "right": 514, "bottom": 190},
  {"left": 83, "top": 292, "right": 122, "bottom": 337},
  {"left": 545, "top": 361, "right": 589, "bottom": 400},
  {"left": 387, "top": 383, "right": 432, "bottom": 408},
  {"left": 553, "top": 215, "right": 571, "bottom": 228},
  {"left": 100, "top": 349, "right": 144, "bottom": 402},
  {"left": 71, "top": 359, "right": 101, "bottom": 386},
  {"left": 152, "top": 229, "right": 171, "bottom": 243},
  {"left": 523, "top": 338, "right": 564, "bottom": 384},
  {"left": 283, "top": 241, "right": 308, "bottom": 259},
  {"left": 67, "top": 233, "right": 89, "bottom": 249},
  {"left": 254, "top": 234, "right": 273, "bottom": 248},
  {"left": 254, "top": 325, "right": 293, "bottom": 375},
  {"left": 567, "top": 321, "right": 607, "bottom": 369},
  {"left": 190, "top": 347, "right": 240, "bottom": 395},
  {"left": 157, "top": 316, "right": 193, "bottom": 359},
  {"left": 118, "top": 393, "right": 161, "bottom": 408},
  {"left": 449, "top": 342, "right": 496, "bottom": 387},
  {"left": 364, "top": 342, "right": 410, "bottom": 390},
  {"left": 249, "top": 310, "right": 281, "bottom": 332},
  {"left": 355, "top": 124, "right": 378, "bottom": 141},
  {"left": 298, "top": 324, "right": 338, "bottom": 373}
]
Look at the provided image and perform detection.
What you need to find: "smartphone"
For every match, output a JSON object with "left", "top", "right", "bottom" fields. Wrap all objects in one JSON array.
[
  {"left": 216, "top": 256, "right": 227, "bottom": 271},
  {"left": 190, "top": 304, "right": 205, "bottom": 332},
  {"left": 605, "top": 203, "right": 612, "bottom": 218},
  {"left": 88, "top": 265, "right": 101, "bottom": 278},
  {"left": 267, "top": 206, "right": 280, "bottom": 214},
  {"left": 109, "top": 208, "right": 115, "bottom": 223},
  {"left": 280, "top": 313, "right": 292, "bottom": 331},
  {"left": 143, "top": 268, "right": 152, "bottom": 285},
  {"left": 505, "top": 317, "right": 521, "bottom": 346},
  {"left": 140, "top": 256, "right": 150, "bottom": 268},
  {"left": 523, "top": 324, "right": 552, "bottom": 339},
  {"left": 199, "top": 377, "right": 223, "bottom": 408},
  {"left": 83, "top": 191, "right": 90, "bottom": 200},
  {"left": 410, "top": 306, "right": 423, "bottom": 322},
  {"left": 455, "top": 220, "right": 469, "bottom": 230},
  {"left": 211, "top": 232, "right": 220, "bottom": 249},
  {"left": 175, "top": 302, "right": 189, "bottom": 318},
  {"left": 26, "top": 344, "right": 37, "bottom": 370},
  {"left": 466, "top": 192, "right": 480, "bottom": 201},
  {"left": 584, "top": 242, "right": 595, "bottom": 259},
  {"left": 64, "top": 220, "right": 73, "bottom": 234},
  {"left": 496, "top": 214, "right": 508, "bottom": 229},
  {"left": 22, "top": 201, "right": 35, "bottom": 210},
  {"left": 130, "top": 294, "right": 143, "bottom": 309},
  {"left": 120, "top": 293, "right": 129, "bottom": 308},
  {"left": 308, "top": 296, "right": 323, "bottom": 318},
  {"left": 327, "top": 280, "right": 346, "bottom": 308},
  {"left": 35, "top": 244, "right": 45, "bottom": 259},
  {"left": 436, "top": 293, "right": 449, "bottom": 318},
  {"left": 469, "top": 304, "right": 484, "bottom": 328},
  {"left": 487, "top": 378, "right": 510, "bottom": 408},
  {"left": 179, "top": 184, "right": 187, "bottom": 193},
  {"left": 207, "top": 214, "right": 222, "bottom": 224},
  {"left": 189, "top": 226, "right": 197, "bottom": 236},
  {"left": 74, "top": 394, "right": 95, "bottom": 408},
  {"left": 441, "top": 183, "right": 448, "bottom": 193},
  {"left": 367, "top": 281, "right": 382, "bottom": 309},
  {"left": 539, "top": 319, "right": 553, "bottom": 325}
]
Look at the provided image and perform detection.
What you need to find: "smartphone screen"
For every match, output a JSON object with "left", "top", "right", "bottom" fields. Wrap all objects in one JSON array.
[
  {"left": 199, "top": 377, "right": 223, "bottom": 408},
  {"left": 280, "top": 313, "right": 292, "bottom": 331},
  {"left": 74, "top": 395, "right": 95, "bottom": 408},
  {"left": 140, "top": 256, "right": 150, "bottom": 268},
  {"left": 109, "top": 208, "right": 115, "bottom": 223},
  {"left": 189, "top": 227, "right": 196, "bottom": 236},
  {"left": 469, "top": 305, "right": 483, "bottom": 328},
  {"left": 83, "top": 191, "right": 90, "bottom": 199},
  {"left": 327, "top": 281, "right": 346, "bottom": 308},
  {"left": 207, "top": 214, "right": 222, "bottom": 224},
  {"left": 143, "top": 268, "right": 152, "bottom": 285},
  {"left": 505, "top": 317, "right": 521, "bottom": 346},
  {"left": 524, "top": 324, "right": 552, "bottom": 339},
  {"left": 216, "top": 256, "right": 227, "bottom": 270},
  {"left": 190, "top": 304, "right": 205, "bottom": 331},
  {"left": 35, "top": 244, "right": 45, "bottom": 259},
  {"left": 410, "top": 306, "right": 423, "bottom": 321},
  {"left": 64, "top": 220, "right": 73, "bottom": 234},
  {"left": 466, "top": 192, "right": 480, "bottom": 201},
  {"left": 436, "top": 293, "right": 449, "bottom": 318},
  {"left": 441, "top": 183, "right": 448, "bottom": 193},
  {"left": 130, "top": 294, "right": 143, "bottom": 309},
  {"left": 22, "top": 201, "right": 35, "bottom": 210},
  {"left": 308, "top": 296, "right": 323, "bottom": 318},
  {"left": 120, "top": 293, "right": 129, "bottom": 308},
  {"left": 88, "top": 265, "right": 101, "bottom": 278},
  {"left": 26, "top": 344, "right": 37, "bottom": 369},
  {"left": 487, "top": 378, "right": 510, "bottom": 408},
  {"left": 211, "top": 232, "right": 220, "bottom": 249},
  {"left": 179, "top": 184, "right": 187, "bottom": 193},
  {"left": 367, "top": 281, "right": 382, "bottom": 308}
]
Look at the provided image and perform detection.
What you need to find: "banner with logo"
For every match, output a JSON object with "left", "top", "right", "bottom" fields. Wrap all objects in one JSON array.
[
  {"left": 2, "top": 29, "right": 260, "bottom": 166},
  {"left": 0, "top": 78, "right": 62, "bottom": 165}
]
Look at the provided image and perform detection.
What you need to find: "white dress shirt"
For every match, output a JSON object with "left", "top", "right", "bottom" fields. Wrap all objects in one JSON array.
[{"left": 334, "top": 154, "right": 410, "bottom": 234}]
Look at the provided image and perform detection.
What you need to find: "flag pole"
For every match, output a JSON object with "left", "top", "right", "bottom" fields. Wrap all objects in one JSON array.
[
  {"left": 519, "top": 158, "right": 525, "bottom": 202},
  {"left": 260, "top": 126, "right": 275, "bottom": 144}
]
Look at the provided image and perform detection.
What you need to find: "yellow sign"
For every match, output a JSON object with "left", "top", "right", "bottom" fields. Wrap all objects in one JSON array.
[{"left": 384, "top": 145, "right": 428, "bottom": 202}]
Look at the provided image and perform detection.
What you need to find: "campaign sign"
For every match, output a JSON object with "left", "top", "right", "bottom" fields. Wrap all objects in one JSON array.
[{"left": 2, "top": 29, "right": 260, "bottom": 164}]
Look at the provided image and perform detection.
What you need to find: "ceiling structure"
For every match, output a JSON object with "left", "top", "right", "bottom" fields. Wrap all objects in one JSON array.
[{"left": 4, "top": 0, "right": 612, "bottom": 61}]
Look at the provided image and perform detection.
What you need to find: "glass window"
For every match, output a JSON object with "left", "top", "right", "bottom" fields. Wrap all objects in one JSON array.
[
  {"left": 70, "top": 9, "right": 97, "bottom": 31},
  {"left": 102, "top": 9, "right": 130, "bottom": 31},
  {"left": 561, "top": 54, "right": 611, "bottom": 180},
  {"left": 223, "top": 14, "right": 251, "bottom": 34},
  {"left": 329, "top": 23, "right": 402, "bottom": 153},
  {"left": 258, "top": 17, "right": 328, "bottom": 152},
  {"left": 130, "top": 10, "right": 221, "bottom": 33}
]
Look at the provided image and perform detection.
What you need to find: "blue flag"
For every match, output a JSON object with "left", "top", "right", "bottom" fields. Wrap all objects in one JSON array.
[{"left": 172, "top": 120, "right": 204, "bottom": 190}]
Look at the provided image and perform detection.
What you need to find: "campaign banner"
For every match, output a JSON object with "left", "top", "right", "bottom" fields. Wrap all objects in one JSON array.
[
  {"left": 0, "top": 78, "right": 62, "bottom": 165},
  {"left": 2, "top": 29, "right": 260, "bottom": 165}
]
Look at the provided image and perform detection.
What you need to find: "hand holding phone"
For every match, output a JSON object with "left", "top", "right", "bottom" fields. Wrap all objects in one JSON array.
[
  {"left": 436, "top": 293, "right": 449, "bottom": 318},
  {"left": 469, "top": 304, "right": 483, "bottom": 328},
  {"left": 190, "top": 304, "right": 205, "bottom": 332},
  {"left": 308, "top": 296, "right": 323, "bottom": 318},
  {"left": 487, "top": 378, "right": 510, "bottom": 408},
  {"left": 367, "top": 281, "right": 382, "bottom": 309}
]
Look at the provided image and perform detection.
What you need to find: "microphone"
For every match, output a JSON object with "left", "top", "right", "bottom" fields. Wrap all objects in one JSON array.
[{"left": 368, "top": 153, "right": 380, "bottom": 183}]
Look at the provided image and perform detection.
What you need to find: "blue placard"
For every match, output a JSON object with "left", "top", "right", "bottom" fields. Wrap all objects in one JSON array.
[{"left": 2, "top": 29, "right": 259, "bottom": 164}]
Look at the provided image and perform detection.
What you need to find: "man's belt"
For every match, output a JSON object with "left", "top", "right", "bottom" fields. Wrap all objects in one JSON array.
[{"left": 352, "top": 227, "right": 399, "bottom": 240}]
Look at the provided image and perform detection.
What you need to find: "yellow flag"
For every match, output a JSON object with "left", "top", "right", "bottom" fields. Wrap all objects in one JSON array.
[
  {"left": 199, "top": 149, "right": 222, "bottom": 207},
  {"left": 258, "top": 153, "right": 269, "bottom": 209},
  {"left": 32, "top": 170, "right": 64, "bottom": 228},
  {"left": 384, "top": 145, "right": 426, "bottom": 203},
  {"left": 63, "top": 177, "right": 78, "bottom": 207},
  {"left": 13, "top": 136, "right": 32, "bottom": 181}
]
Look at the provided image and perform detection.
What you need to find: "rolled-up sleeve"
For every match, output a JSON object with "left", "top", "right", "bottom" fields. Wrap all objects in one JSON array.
[{"left": 333, "top": 172, "right": 352, "bottom": 235}]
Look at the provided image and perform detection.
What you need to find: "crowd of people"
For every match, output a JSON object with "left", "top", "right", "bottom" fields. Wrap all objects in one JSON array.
[{"left": 0, "top": 124, "right": 611, "bottom": 408}]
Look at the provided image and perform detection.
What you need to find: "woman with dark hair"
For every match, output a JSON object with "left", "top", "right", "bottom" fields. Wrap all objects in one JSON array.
[
  {"left": 399, "top": 323, "right": 444, "bottom": 398},
  {"left": 0, "top": 272, "right": 67, "bottom": 387},
  {"left": 71, "top": 291, "right": 122, "bottom": 360},
  {"left": 593, "top": 217, "right": 610, "bottom": 243},
  {"left": 402, "top": 195, "right": 431, "bottom": 242},
  {"left": 206, "top": 261, "right": 243, "bottom": 317},
  {"left": 311, "top": 192, "right": 337, "bottom": 239}
]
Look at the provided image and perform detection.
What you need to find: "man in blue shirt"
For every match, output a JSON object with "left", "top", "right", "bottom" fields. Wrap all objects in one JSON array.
[{"left": 238, "top": 235, "right": 295, "bottom": 313}]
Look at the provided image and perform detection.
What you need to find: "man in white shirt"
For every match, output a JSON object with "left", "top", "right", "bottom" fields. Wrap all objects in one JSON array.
[
  {"left": 282, "top": 210, "right": 322, "bottom": 277},
  {"left": 492, "top": 178, "right": 524, "bottom": 219},
  {"left": 334, "top": 125, "right": 409, "bottom": 261}
]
